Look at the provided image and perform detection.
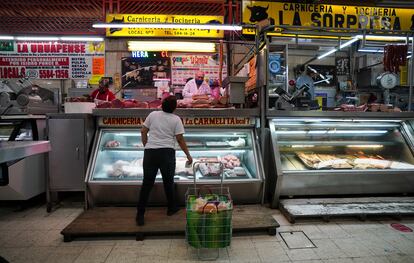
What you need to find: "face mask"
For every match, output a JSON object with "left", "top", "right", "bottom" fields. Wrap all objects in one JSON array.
[{"left": 195, "top": 79, "right": 203, "bottom": 86}]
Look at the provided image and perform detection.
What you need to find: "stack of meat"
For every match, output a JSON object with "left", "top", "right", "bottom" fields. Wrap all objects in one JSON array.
[
  {"left": 368, "top": 103, "right": 401, "bottom": 112},
  {"left": 175, "top": 157, "right": 194, "bottom": 175},
  {"left": 66, "top": 96, "right": 93, "bottom": 102},
  {"left": 107, "top": 158, "right": 143, "bottom": 177},
  {"left": 105, "top": 140, "right": 121, "bottom": 148},
  {"left": 334, "top": 104, "right": 368, "bottom": 112},
  {"left": 96, "top": 99, "right": 162, "bottom": 109},
  {"left": 177, "top": 95, "right": 228, "bottom": 108},
  {"left": 296, "top": 152, "right": 414, "bottom": 170},
  {"left": 219, "top": 155, "right": 241, "bottom": 169}
]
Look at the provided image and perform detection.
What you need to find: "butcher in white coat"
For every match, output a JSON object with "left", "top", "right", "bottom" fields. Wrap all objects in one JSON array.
[{"left": 182, "top": 71, "right": 210, "bottom": 98}]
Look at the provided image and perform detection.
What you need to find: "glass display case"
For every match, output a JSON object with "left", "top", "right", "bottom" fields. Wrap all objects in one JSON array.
[
  {"left": 87, "top": 128, "right": 263, "bottom": 206},
  {"left": 269, "top": 115, "right": 414, "bottom": 204},
  {"left": 0, "top": 121, "right": 34, "bottom": 141}
]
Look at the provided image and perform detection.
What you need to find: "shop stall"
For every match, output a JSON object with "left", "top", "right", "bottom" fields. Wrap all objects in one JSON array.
[
  {"left": 85, "top": 108, "right": 264, "bottom": 207},
  {"left": 266, "top": 111, "right": 414, "bottom": 220}
]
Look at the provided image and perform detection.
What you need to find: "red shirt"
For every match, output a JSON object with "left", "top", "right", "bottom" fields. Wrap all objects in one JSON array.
[{"left": 91, "top": 88, "right": 116, "bottom": 101}]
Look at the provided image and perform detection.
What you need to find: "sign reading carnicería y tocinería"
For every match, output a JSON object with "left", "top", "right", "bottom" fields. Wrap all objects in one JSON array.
[
  {"left": 242, "top": 1, "right": 414, "bottom": 35},
  {"left": 106, "top": 14, "right": 224, "bottom": 38}
]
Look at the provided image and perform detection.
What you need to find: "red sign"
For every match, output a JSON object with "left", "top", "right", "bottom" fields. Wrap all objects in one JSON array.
[
  {"left": 99, "top": 116, "right": 255, "bottom": 127},
  {"left": 0, "top": 57, "right": 69, "bottom": 67},
  {"left": 391, "top": 223, "right": 413, "bottom": 233}
]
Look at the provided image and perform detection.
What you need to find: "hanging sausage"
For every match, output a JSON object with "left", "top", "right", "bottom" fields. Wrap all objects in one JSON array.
[{"left": 383, "top": 44, "right": 408, "bottom": 73}]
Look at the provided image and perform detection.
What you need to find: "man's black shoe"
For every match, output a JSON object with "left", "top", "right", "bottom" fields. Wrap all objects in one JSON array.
[
  {"left": 136, "top": 213, "right": 144, "bottom": 226},
  {"left": 167, "top": 207, "right": 180, "bottom": 216}
]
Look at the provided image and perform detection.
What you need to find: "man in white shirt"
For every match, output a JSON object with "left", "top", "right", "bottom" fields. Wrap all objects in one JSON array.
[
  {"left": 295, "top": 65, "right": 315, "bottom": 100},
  {"left": 137, "top": 96, "right": 192, "bottom": 226},
  {"left": 182, "top": 71, "right": 210, "bottom": 98}
]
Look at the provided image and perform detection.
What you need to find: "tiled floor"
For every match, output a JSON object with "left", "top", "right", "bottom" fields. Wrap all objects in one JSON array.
[{"left": 1, "top": 204, "right": 414, "bottom": 263}]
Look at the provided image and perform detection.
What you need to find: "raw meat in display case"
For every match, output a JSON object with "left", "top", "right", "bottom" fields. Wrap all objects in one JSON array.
[{"left": 86, "top": 127, "right": 264, "bottom": 205}]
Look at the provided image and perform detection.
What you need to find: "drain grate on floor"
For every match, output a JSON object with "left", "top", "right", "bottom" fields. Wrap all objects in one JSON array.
[{"left": 279, "top": 231, "right": 316, "bottom": 249}]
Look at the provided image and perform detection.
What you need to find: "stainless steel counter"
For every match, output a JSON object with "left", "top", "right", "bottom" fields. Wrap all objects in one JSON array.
[
  {"left": 267, "top": 110, "right": 414, "bottom": 120},
  {"left": 0, "top": 141, "right": 51, "bottom": 163},
  {"left": 0, "top": 114, "right": 46, "bottom": 120}
]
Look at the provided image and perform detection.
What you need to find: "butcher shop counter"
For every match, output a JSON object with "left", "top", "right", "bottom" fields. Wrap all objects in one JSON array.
[
  {"left": 86, "top": 108, "right": 264, "bottom": 207},
  {"left": 267, "top": 111, "right": 414, "bottom": 207}
]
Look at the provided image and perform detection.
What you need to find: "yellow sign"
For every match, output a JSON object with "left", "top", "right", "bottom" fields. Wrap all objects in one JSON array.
[
  {"left": 106, "top": 14, "right": 224, "bottom": 38},
  {"left": 99, "top": 116, "right": 255, "bottom": 127},
  {"left": 242, "top": 1, "right": 414, "bottom": 35},
  {"left": 89, "top": 75, "right": 103, "bottom": 85}
]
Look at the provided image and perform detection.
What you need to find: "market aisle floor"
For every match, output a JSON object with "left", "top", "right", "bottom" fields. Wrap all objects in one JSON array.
[{"left": 1, "top": 204, "right": 414, "bottom": 263}]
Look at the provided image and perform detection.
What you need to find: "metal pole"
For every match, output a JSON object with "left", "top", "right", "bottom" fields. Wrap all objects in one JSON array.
[
  {"left": 409, "top": 35, "right": 414, "bottom": 111},
  {"left": 256, "top": 28, "right": 266, "bottom": 160}
]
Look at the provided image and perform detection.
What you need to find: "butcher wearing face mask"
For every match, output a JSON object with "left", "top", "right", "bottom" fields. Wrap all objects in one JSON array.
[
  {"left": 182, "top": 71, "right": 211, "bottom": 98},
  {"left": 90, "top": 78, "right": 116, "bottom": 102}
]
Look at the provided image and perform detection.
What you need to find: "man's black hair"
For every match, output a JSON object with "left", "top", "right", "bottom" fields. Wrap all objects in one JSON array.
[{"left": 162, "top": 95, "right": 177, "bottom": 113}]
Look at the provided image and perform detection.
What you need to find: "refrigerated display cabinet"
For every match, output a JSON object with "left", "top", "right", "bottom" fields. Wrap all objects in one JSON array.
[
  {"left": 86, "top": 126, "right": 264, "bottom": 207},
  {"left": 269, "top": 112, "right": 414, "bottom": 206}
]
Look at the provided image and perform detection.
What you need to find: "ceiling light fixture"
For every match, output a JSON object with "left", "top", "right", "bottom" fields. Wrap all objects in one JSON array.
[
  {"left": 128, "top": 41, "right": 215, "bottom": 52},
  {"left": 317, "top": 36, "right": 359, "bottom": 60},
  {"left": 0, "top": 36, "right": 104, "bottom": 41},
  {"left": 93, "top": 23, "right": 242, "bottom": 31},
  {"left": 317, "top": 48, "right": 338, "bottom": 60},
  {"left": 358, "top": 48, "right": 385, "bottom": 53},
  {"left": 357, "top": 35, "right": 413, "bottom": 41},
  {"left": 339, "top": 37, "right": 359, "bottom": 49},
  {"left": 60, "top": 37, "right": 104, "bottom": 41},
  {"left": 16, "top": 36, "right": 59, "bottom": 41},
  {"left": 0, "top": 36, "right": 14, "bottom": 40}
]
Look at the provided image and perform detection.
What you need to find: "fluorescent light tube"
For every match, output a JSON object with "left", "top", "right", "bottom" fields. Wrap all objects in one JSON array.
[
  {"left": 357, "top": 35, "right": 412, "bottom": 41},
  {"left": 0, "top": 36, "right": 14, "bottom": 40},
  {"left": 347, "top": 145, "right": 383, "bottom": 148},
  {"left": 326, "top": 130, "right": 387, "bottom": 134},
  {"left": 339, "top": 37, "right": 359, "bottom": 49},
  {"left": 16, "top": 36, "right": 59, "bottom": 41},
  {"left": 358, "top": 48, "right": 384, "bottom": 53},
  {"left": 273, "top": 118, "right": 401, "bottom": 123},
  {"left": 128, "top": 41, "right": 215, "bottom": 52},
  {"left": 93, "top": 23, "right": 242, "bottom": 31},
  {"left": 317, "top": 48, "right": 338, "bottom": 60},
  {"left": 60, "top": 37, "right": 104, "bottom": 41},
  {"left": 274, "top": 131, "right": 307, "bottom": 134}
]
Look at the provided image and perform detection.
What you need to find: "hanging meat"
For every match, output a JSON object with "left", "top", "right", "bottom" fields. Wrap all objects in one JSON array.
[{"left": 383, "top": 44, "right": 408, "bottom": 73}]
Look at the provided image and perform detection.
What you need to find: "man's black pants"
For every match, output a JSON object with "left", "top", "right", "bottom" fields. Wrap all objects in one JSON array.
[{"left": 137, "top": 148, "right": 177, "bottom": 214}]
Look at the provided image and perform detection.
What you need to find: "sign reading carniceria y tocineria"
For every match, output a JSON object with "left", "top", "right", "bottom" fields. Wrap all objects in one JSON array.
[
  {"left": 242, "top": 1, "right": 414, "bottom": 35},
  {"left": 106, "top": 14, "right": 224, "bottom": 38}
]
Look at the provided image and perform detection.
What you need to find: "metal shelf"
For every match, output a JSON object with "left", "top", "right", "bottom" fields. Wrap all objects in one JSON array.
[{"left": 101, "top": 146, "right": 252, "bottom": 151}]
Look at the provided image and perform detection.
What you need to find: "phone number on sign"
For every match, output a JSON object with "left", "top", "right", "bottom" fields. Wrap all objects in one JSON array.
[{"left": 39, "top": 69, "right": 69, "bottom": 79}]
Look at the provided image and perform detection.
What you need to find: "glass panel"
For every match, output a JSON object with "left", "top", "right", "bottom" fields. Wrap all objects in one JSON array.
[
  {"left": 15, "top": 122, "right": 33, "bottom": 141},
  {"left": 91, "top": 129, "right": 258, "bottom": 182},
  {"left": 272, "top": 119, "right": 414, "bottom": 171},
  {"left": 0, "top": 123, "right": 14, "bottom": 141},
  {"left": 92, "top": 130, "right": 144, "bottom": 181}
]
